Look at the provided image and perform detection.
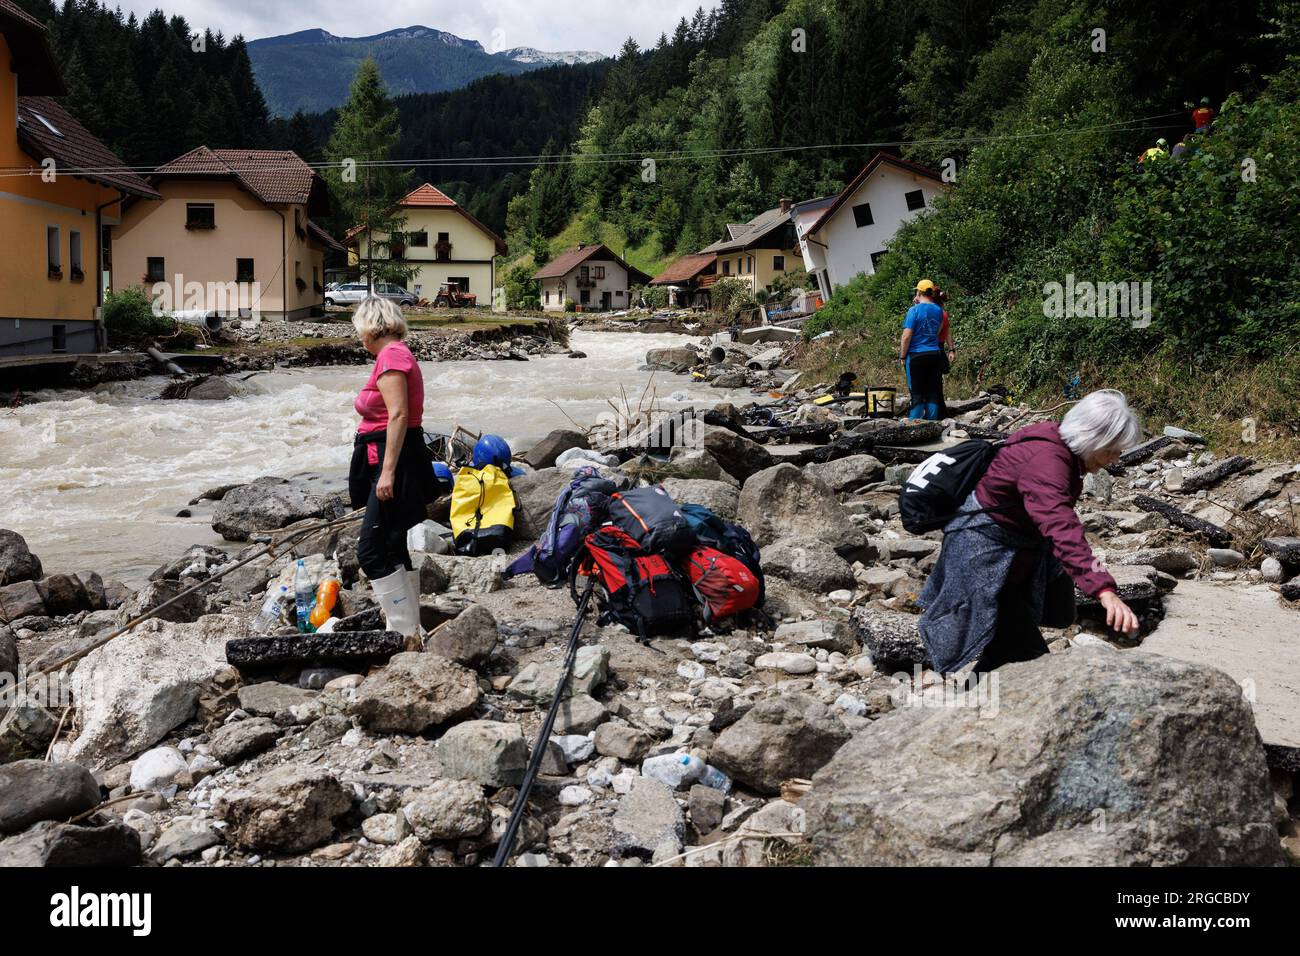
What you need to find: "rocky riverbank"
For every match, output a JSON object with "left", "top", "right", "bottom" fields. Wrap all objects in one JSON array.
[{"left": 1, "top": 345, "right": 1298, "bottom": 867}]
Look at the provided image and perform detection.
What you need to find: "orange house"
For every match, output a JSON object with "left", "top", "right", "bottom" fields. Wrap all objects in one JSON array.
[{"left": 0, "top": 0, "right": 158, "bottom": 357}]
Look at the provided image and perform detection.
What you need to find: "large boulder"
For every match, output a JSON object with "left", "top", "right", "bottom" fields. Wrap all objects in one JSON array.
[
  {"left": 212, "top": 476, "right": 333, "bottom": 542},
  {"left": 645, "top": 346, "right": 699, "bottom": 370},
  {"left": 0, "top": 580, "right": 45, "bottom": 619},
  {"left": 0, "top": 819, "right": 141, "bottom": 867},
  {"left": 666, "top": 446, "right": 739, "bottom": 487},
  {"left": 510, "top": 468, "right": 574, "bottom": 539},
  {"left": 425, "top": 604, "right": 498, "bottom": 667},
  {"left": 215, "top": 764, "right": 352, "bottom": 853},
  {"left": 524, "top": 429, "right": 589, "bottom": 469},
  {"left": 436, "top": 720, "right": 528, "bottom": 787},
  {"left": 0, "top": 530, "right": 42, "bottom": 584},
  {"left": 709, "top": 693, "right": 851, "bottom": 795},
  {"left": 0, "top": 760, "right": 101, "bottom": 834},
  {"left": 738, "top": 463, "right": 868, "bottom": 558},
  {"left": 660, "top": 478, "right": 740, "bottom": 520},
  {"left": 805, "top": 455, "right": 886, "bottom": 494},
  {"left": 403, "top": 780, "right": 490, "bottom": 841},
  {"left": 348, "top": 652, "right": 480, "bottom": 734},
  {"left": 66, "top": 615, "right": 235, "bottom": 770},
  {"left": 612, "top": 777, "right": 685, "bottom": 855},
  {"left": 761, "top": 537, "right": 856, "bottom": 593},
  {"left": 695, "top": 424, "right": 773, "bottom": 484},
  {"left": 0, "top": 694, "right": 57, "bottom": 763},
  {"left": 803, "top": 648, "right": 1284, "bottom": 866}
]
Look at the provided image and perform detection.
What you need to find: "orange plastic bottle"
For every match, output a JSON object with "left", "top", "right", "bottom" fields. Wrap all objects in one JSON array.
[{"left": 308, "top": 577, "right": 340, "bottom": 630}]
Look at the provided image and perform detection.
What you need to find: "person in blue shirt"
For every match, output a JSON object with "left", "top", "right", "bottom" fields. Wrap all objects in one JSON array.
[{"left": 899, "top": 278, "right": 953, "bottom": 419}]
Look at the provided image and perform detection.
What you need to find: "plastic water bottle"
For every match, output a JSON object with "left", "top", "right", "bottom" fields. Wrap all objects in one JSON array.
[
  {"left": 641, "top": 752, "right": 705, "bottom": 790},
  {"left": 293, "top": 560, "right": 314, "bottom": 633},
  {"left": 252, "top": 585, "right": 289, "bottom": 634},
  {"left": 698, "top": 764, "right": 732, "bottom": 794}
]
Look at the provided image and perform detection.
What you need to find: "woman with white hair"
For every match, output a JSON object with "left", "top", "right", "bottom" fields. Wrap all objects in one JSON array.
[
  {"left": 346, "top": 296, "right": 436, "bottom": 642},
  {"left": 919, "top": 389, "right": 1142, "bottom": 674}
]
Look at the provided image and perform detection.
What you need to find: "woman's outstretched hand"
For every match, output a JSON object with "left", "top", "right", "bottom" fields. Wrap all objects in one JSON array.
[{"left": 1098, "top": 589, "right": 1139, "bottom": 635}]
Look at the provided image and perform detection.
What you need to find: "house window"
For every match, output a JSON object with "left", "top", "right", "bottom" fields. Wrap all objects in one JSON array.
[
  {"left": 852, "top": 203, "right": 874, "bottom": 227},
  {"left": 773, "top": 255, "right": 785, "bottom": 271},
  {"left": 47, "top": 226, "right": 61, "bottom": 277},
  {"left": 580, "top": 289, "right": 590, "bottom": 304},
  {"left": 449, "top": 277, "right": 470, "bottom": 291},
  {"left": 545, "top": 290, "right": 551, "bottom": 304},
  {"left": 236, "top": 258, "right": 255, "bottom": 283},
  {"left": 722, "top": 259, "right": 731, "bottom": 275},
  {"left": 295, "top": 261, "right": 306, "bottom": 292},
  {"left": 905, "top": 190, "right": 926, "bottom": 211},
  {"left": 434, "top": 232, "right": 451, "bottom": 261},
  {"left": 615, "top": 290, "right": 623, "bottom": 297},
  {"left": 747, "top": 256, "right": 753, "bottom": 274},
  {"left": 593, "top": 266, "right": 605, "bottom": 279},
  {"left": 51, "top": 324, "right": 67, "bottom": 352},
  {"left": 69, "top": 231, "right": 83, "bottom": 280},
  {"left": 409, "top": 231, "right": 428, "bottom": 247},
  {"left": 146, "top": 257, "right": 165, "bottom": 282},
  {"left": 186, "top": 203, "right": 215, "bottom": 229},
  {"left": 870, "top": 251, "right": 888, "bottom": 271}
]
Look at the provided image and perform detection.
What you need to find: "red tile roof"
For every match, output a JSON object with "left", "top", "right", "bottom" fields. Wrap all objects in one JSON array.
[
  {"left": 398, "top": 183, "right": 457, "bottom": 207},
  {"left": 806, "top": 152, "right": 946, "bottom": 237},
  {"left": 16, "top": 97, "right": 157, "bottom": 198},
  {"left": 1, "top": 0, "right": 65, "bottom": 96},
  {"left": 154, "top": 147, "right": 320, "bottom": 206},
  {"left": 343, "top": 182, "right": 506, "bottom": 255},
  {"left": 650, "top": 253, "right": 716, "bottom": 285},
  {"left": 532, "top": 243, "right": 651, "bottom": 284}
]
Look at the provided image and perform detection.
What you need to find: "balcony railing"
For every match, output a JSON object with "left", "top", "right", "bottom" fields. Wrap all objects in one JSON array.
[{"left": 575, "top": 276, "right": 597, "bottom": 288}]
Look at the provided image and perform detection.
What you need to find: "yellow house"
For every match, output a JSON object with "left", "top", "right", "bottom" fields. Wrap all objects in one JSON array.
[
  {"left": 112, "top": 147, "right": 342, "bottom": 321},
  {"left": 0, "top": 0, "right": 158, "bottom": 357},
  {"left": 698, "top": 200, "right": 802, "bottom": 295},
  {"left": 346, "top": 183, "right": 506, "bottom": 303}
]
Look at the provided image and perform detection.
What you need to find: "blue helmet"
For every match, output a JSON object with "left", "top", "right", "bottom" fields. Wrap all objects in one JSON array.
[{"left": 473, "top": 434, "right": 512, "bottom": 470}]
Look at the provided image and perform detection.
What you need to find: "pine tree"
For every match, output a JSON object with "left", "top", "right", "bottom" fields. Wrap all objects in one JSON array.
[{"left": 323, "top": 58, "right": 412, "bottom": 291}]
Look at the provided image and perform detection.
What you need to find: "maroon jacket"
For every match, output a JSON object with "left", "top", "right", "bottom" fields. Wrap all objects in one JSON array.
[{"left": 974, "top": 420, "right": 1117, "bottom": 597}]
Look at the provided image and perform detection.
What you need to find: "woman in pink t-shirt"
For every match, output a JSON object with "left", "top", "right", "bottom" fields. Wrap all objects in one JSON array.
[{"left": 346, "top": 296, "right": 436, "bottom": 641}]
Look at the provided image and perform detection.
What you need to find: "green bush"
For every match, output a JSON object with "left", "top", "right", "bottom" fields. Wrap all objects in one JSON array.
[{"left": 103, "top": 287, "right": 173, "bottom": 342}]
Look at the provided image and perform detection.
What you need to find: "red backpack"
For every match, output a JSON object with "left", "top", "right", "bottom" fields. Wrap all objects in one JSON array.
[
  {"left": 681, "top": 545, "right": 761, "bottom": 622},
  {"left": 573, "top": 526, "right": 696, "bottom": 640}
]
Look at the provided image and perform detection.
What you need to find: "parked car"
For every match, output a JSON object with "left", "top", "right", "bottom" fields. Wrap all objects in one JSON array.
[{"left": 324, "top": 282, "right": 418, "bottom": 308}]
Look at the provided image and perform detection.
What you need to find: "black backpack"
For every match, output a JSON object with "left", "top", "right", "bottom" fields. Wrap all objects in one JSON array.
[
  {"left": 607, "top": 486, "right": 696, "bottom": 556},
  {"left": 899, "top": 436, "right": 1051, "bottom": 533},
  {"left": 573, "top": 526, "right": 696, "bottom": 640}
]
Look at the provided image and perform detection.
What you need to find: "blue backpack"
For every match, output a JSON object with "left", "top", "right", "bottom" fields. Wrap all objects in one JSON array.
[
  {"left": 678, "top": 504, "right": 765, "bottom": 605},
  {"left": 506, "top": 467, "right": 618, "bottom": 586}
]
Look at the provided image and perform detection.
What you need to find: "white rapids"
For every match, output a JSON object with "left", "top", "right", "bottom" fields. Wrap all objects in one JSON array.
[{"left": 0, "top": 331, "right": 735, "bottom": 586}]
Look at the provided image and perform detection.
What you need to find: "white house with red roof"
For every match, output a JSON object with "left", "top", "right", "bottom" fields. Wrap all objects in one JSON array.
[
  {"left": 532, "top": 244, "right": 651, "bottom": 311},
  {"left": 345, "top": 183, "right": 506, "bottom": 303},
  {"left": 795, "top": 152, "right": 949, "bottom": 300}
]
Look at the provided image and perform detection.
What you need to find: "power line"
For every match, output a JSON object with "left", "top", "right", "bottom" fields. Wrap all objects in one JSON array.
[{"left": 0, "top": 111, "right": 1188, "bottom": 179}]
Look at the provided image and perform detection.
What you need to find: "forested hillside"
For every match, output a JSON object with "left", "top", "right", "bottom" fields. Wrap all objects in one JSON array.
[{"left": 15, "top": 0, "right": 271, "bottom": 167}]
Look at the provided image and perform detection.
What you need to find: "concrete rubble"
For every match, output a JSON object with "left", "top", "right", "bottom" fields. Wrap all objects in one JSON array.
[{"left": 1, "top": 338, "right": 1298, "bottom": 868}]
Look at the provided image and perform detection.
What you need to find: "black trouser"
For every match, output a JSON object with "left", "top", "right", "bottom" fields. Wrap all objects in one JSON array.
[
  {"left": 356, "top": 467, "right": 413, "bottom": 580},
  {"left": 349, "top": 430, "right": 435, "bottom": 581},
  {"left": 976, "top": 568, "right": 1076, "bottom": 672}
]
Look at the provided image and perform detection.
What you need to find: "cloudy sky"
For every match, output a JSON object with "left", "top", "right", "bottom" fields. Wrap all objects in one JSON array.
[{"left": 115, "top": 0, "right": 720, "bottom": 53}]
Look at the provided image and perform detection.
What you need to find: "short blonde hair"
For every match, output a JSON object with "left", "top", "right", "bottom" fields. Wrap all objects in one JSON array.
[{"left": 352, "top": 296, "right": 407, "bottom": 342}]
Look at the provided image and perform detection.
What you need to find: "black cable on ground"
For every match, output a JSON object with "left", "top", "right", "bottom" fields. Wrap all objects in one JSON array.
[{"left": 492, "top": 573, "right": 596, "bottom": 867}]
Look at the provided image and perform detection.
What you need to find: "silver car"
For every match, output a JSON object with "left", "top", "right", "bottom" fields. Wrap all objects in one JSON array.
[{"left": 324, "top": 282, "right": 417, "bottom": 308}]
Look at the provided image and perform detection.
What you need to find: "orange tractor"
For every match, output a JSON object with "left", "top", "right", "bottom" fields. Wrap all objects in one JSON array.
[{"left": 432, "top": 284, "right": 477, "bottom": 308}]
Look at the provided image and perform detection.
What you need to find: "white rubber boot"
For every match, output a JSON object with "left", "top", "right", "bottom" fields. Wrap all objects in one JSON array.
[
  {"left": 371, "top": 568, "right": 419, "bottom": 639},
  {"left": 406, "top": 568, "right": 426, "bottom": 639}
]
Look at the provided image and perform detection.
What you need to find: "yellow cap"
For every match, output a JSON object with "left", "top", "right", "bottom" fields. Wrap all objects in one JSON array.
[{"left": 916, "top": 279, "right": 936, "bottom": 293}]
